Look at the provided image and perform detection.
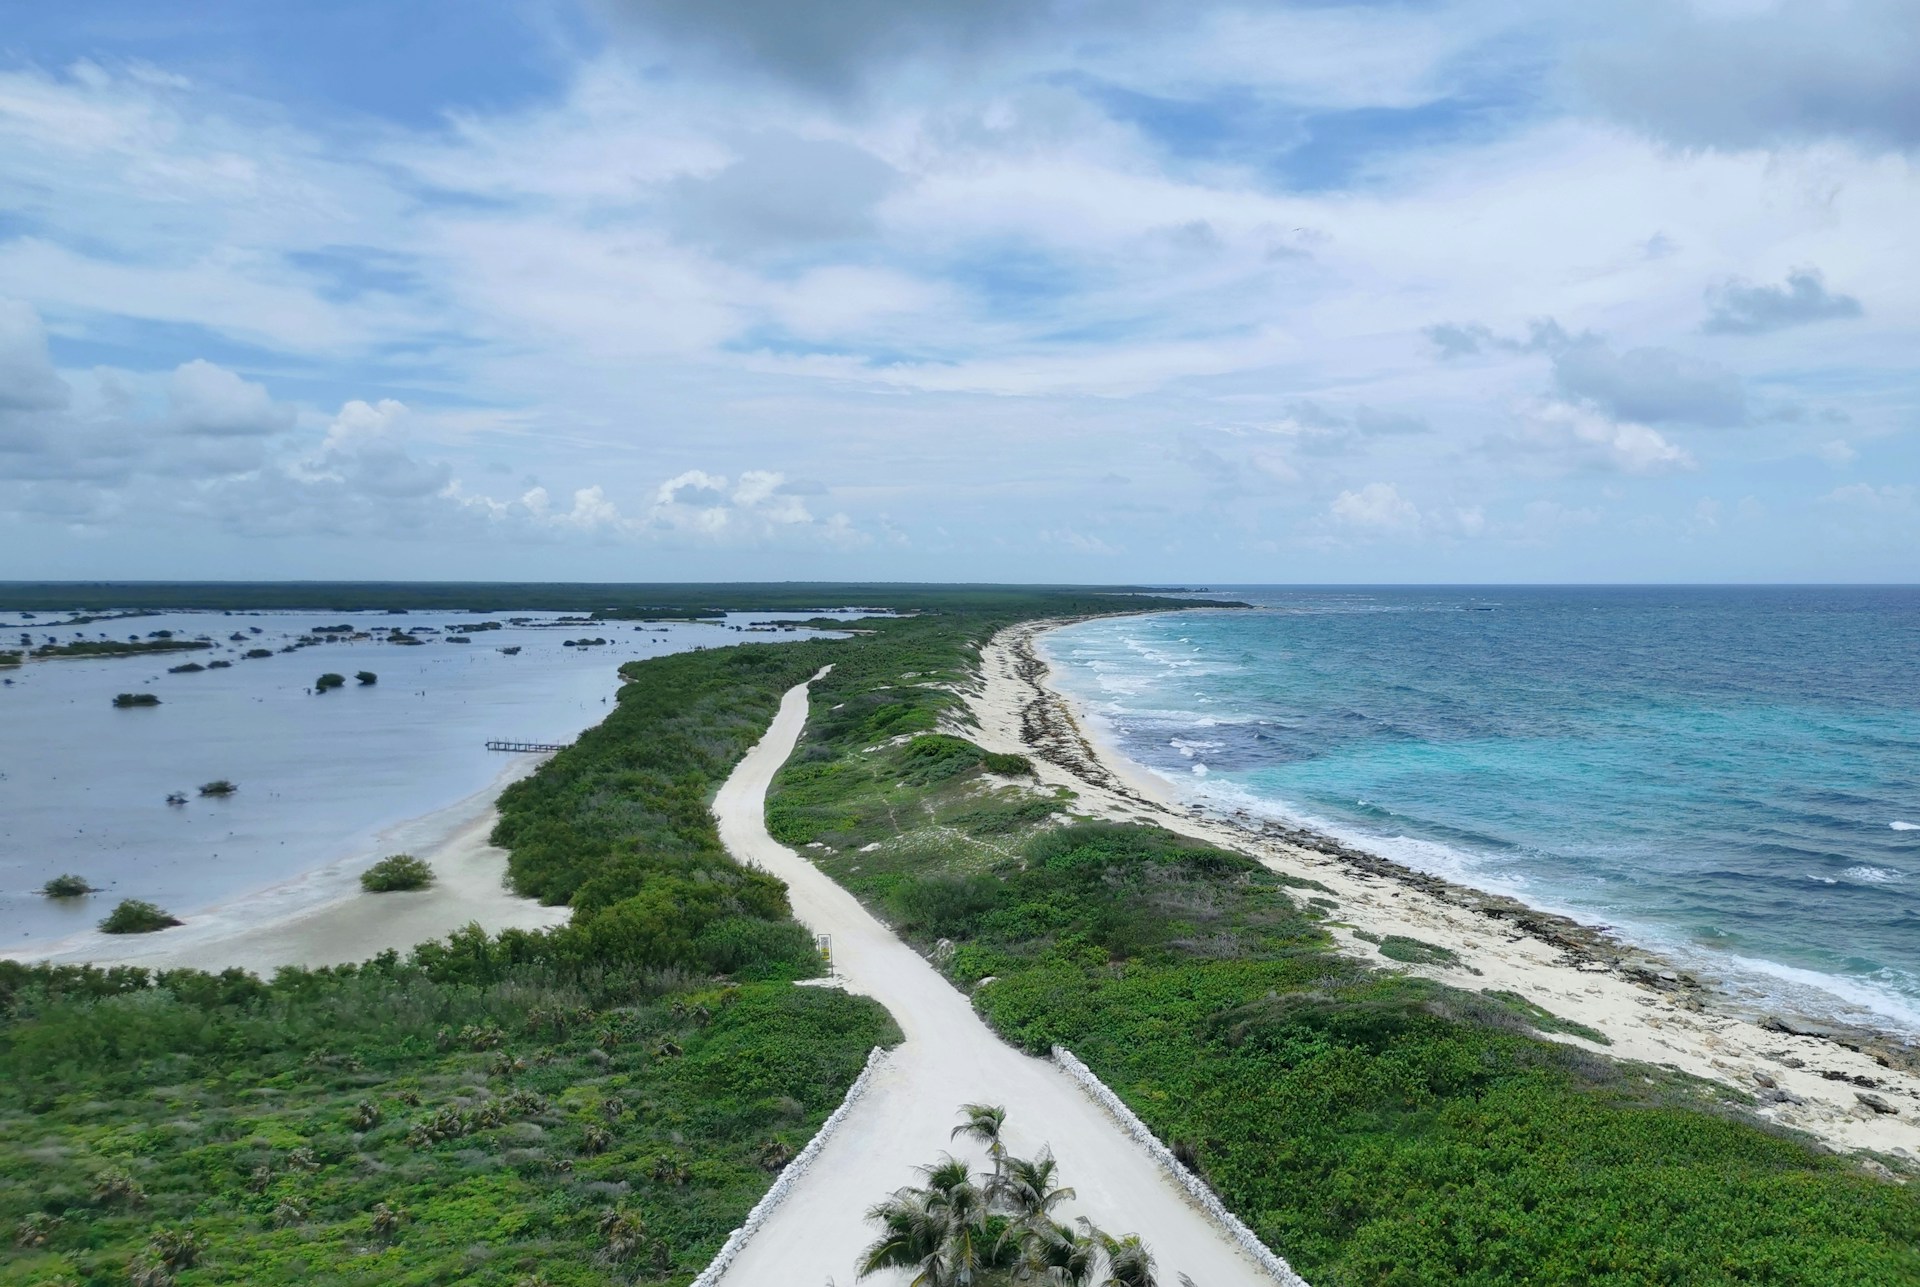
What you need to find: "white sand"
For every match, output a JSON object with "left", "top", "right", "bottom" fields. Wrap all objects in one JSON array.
[
  {"left": 712, "top": 670, "right": 1286, "bottom": 1285},
  {"left": 7, "top": 757, "right": 571, "bottom": 975},
  {"left": 959, "top": 620, "right": 1920, "bottom": 1163}
]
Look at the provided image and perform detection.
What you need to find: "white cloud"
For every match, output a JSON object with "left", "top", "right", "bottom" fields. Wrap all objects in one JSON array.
[
  {"left": 1504, "top": 401, "right": 1696, "bottom": 476},
  {"left": 1820, "top": 483, "right": 1914, "bottom": 510},
  {"left": 168, "top": 359, "right": 295, "bottom": 436},
  {"left": 0, "top": 298, "right": 70, "bottom": 411},
  {"left": 1816, "top": 438, "right": 1857, "bottom": 467},
  {"left": 1330, "top": 482, "right": 1420, "bottom": 532}
]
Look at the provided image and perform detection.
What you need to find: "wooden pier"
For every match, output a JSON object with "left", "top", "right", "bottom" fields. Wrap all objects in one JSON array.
[{"left": 485, "top": 739, "right": 570, "bottom": 753}]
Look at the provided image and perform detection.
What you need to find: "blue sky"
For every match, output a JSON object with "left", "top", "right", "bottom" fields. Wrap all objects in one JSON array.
[{"left": 1, "top": 0, "right": 1916, "bottom": 581}]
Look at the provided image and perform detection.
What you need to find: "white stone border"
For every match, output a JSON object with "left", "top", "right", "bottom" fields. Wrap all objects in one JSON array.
[
  {"left": 693, "top": 1044, "right": 891, "bottom": 1287},
  {"left": 1051, "top": 1046, "right": 1311, "bottom": 1287}
]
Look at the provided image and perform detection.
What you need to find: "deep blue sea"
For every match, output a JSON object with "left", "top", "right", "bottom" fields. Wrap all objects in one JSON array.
[{"left": 1044, "top": 587, "right": 1920, "bottom": 1033}]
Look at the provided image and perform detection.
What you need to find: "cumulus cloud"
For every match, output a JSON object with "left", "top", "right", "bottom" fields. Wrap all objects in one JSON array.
[
  {"left": 297, "top": 399, "right": 453, "bottom": 499},
  {"left": 1491, "top": 400, "right": 1695, "bottom": 476},
  {"left": 1330, "top": 482, "right": 1419, "bottom": 532},
  {"left": 1702, "top": 268, "right": 1863, "bottom": 335},
  {"left": 1546, "top": 331, "right": 1746, "bottom": 428},
  {"left": 168, "top": 359, "right": 296, "bottom": 436},
  {"left": 1430, "top": 318, "right": 1747, "bottom": 428},
  {"left": 0, "top": 299, "right": 70, "bottom": 412},
  {"left": 1576, "top": 0, "right": 1920, "bottom": 152}
]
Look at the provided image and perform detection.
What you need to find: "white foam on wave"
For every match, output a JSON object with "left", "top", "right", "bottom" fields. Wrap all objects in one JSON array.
[
  {"left": 1710, "top": 950, "right": 1920, "bottom": 1035},
  {"left": 1180, "top": 775, "right": 1920, "bottom": 1038},
  {"left": 1892, "top": 820, "right": 1918, "bottom": 832},
  {"left": 1844, "top": 864, "right": 1905, "bottom": 884}
]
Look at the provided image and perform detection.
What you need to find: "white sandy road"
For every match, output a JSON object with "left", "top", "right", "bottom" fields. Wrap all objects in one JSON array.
[{"left": 711, "top": 671, "right": 1282, "bottom": 1287}]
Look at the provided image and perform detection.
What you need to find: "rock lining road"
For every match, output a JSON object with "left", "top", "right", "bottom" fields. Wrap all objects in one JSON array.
[{"left": 709, "top": 670, "right": 1280, "bottom": 1286}]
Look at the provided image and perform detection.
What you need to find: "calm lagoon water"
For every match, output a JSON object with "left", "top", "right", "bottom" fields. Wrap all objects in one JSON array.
[
  {"left": 1045, "top": 587, "right": 1920, "bottom": 1033},
  {"left": 0, "top": 608, "right": 839, "bottom": 951}
]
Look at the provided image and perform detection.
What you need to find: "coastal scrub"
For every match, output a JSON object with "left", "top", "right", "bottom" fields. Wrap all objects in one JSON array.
[
  {"left": 360, "top": 853, "right": 434, "bottom": 892},
  {"left": 40, "top": 874, "right": 96, "bottom": 899},
  {"left": 98, "top": 899, "right": 182, "bottom": 934},
  {"left": 765, "top": 610, "right": 1920, "bottom": 1286}
]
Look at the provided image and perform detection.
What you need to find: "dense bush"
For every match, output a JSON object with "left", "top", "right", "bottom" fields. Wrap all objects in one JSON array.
[
  {"left": 355, "top": 670, "right": 377, "bottom": 684},
  {"left": 97, "top": 899, "right": 182, "bottom": 934},
  {"left": 111, "top": 692, "right": 160, "bottom": 707},
  {"left": 314, "top": 672, "right": 346, "bottom": 692},
  {"left": 359, "top": 853, "right": 434, "bottom": 892},
  {"left": 40, "top": 874, "right": 95, "bottom": 899},
  {"left": 198, "top": 779, "right": 237, "bottom": 797}
]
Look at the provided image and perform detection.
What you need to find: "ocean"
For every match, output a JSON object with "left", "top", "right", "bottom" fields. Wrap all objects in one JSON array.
[
  {"left": 0, "top": 607, "right": 844, "bottom": 953},
  {"left": 1043, "top": 587, "right": 1920, "bottom": 1034}
]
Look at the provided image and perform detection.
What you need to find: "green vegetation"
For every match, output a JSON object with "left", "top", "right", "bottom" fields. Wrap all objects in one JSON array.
[
  {"left": 857, "top": 1104, "right": 1157, "bottom": 1286},
  {"left": 40, "top": 874, "right": 96, "bottom": 899},
  {"left": 243, "top": 648, "right": 274, "bottom": 659},
  {"left": 111, "top": 692, "right": 161, "bottom": 708},
  {"left": 355, "top": 671, "right": 377, "bottom": 685},
  {"left": 169, "top": 661, "right": 207, "bottom": 674},
  {"left": 0, "top": 650, "right": 20, "bottom": 667},
  {"left": 97, "top": 899, "right": 183, "bottom": 934},
  {"left": 0, "top": 623, "right": 906, "bottom": 1287},
  {"left": 199, "top": 780, "right": 238, "bottom": 797},
  {"left": 764, "top": 611, "right": 1920, "bottom": 1286},
  {"left": 7, "top": 585, "right": 1914, "bottom": 1284},
  {"left": 314, "top": 673, "right": 347, "bottom": 692},
  {"left": 35, "top": 639, "right": 212, "bottom": 660},
  {"left": 359, "top": 854, "right": 435, "bottom": 893}
]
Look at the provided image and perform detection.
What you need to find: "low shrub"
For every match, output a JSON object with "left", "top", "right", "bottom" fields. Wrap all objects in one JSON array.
[
  {"left": 112, "top": 692, "right": 161, "bottom": 707},
  {"left": 41, "top": 874, "right": 96, "bottom": 898},
  {"left": 361, "top": 853, "right": 435, "bottom": 892},
  {"left": 356, "top": 670, "right": 377, "bottom": 684},
  {"left": 981, "top": 750, "right": 1034, "bottom": 775},
  {"left": 99, "top": 899, "right": 182, "bottom": 934},
  {"left": 315, "top": 672, "right": 347, "bottom": 692},
  {"left": 198, "top": 780, "right": 237, "bottom": 797}
]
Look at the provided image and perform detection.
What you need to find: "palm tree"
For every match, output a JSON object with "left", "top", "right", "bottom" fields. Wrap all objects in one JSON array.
[
  {"left": 858, "top": 1107, "right": 1159, "bottom": 1287},
  {"left": 1095, "top": 1232, "right": 1158, "bottom": 1287},
  {"left": 951, "top": 1103, "right": 1009, "bottom": 1177},
  {"left": 1028, "top": 1220, "right": 1101, "bottom": 1285},
  {"left": 999, "top": 1150, "right": 1075, "bottom": 1225},
  {"left": 859, "top": 1189, "right": 951, "bottom": 1286}
]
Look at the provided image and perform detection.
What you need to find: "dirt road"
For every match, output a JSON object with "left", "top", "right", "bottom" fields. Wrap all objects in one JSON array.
[{"left": 710, "top": 671, "right": 1288, "bottom": 1286}]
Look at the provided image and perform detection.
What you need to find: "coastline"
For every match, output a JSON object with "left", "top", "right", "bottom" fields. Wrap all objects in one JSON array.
[
  {"left": 963, "top": 617, "right": 1920, "bottom": 1162},
  {"left": 3, "top": 755, "right": 571, "bottom": 975}
]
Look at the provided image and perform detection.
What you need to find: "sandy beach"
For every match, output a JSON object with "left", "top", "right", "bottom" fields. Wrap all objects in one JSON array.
[
  {"left": 957, "top": 619, "right": 1920, "bottom": 1163},
  {"left": 5, "top": 756, "right": 571, "bottom": 975}
]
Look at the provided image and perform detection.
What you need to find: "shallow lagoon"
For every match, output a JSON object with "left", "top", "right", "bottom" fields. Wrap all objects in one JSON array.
[{"left": 0, "top": 608, "right": 833, "bottom": 951}]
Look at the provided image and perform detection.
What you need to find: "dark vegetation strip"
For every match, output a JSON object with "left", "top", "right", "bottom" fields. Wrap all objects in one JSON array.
[
  {"left": 0, "top": 581, "right": 1217, "bottom": 615},
  {"left": 766, "top": 613, "right": 1920, "bottom": 1287},
  {"left": 0, "top": 636, "right": 910, "bottom": 1287}
]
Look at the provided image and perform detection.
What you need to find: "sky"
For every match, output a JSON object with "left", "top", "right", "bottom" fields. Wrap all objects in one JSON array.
[{"left": 0, "top": 0, "right": 1916, "bottom": 583}]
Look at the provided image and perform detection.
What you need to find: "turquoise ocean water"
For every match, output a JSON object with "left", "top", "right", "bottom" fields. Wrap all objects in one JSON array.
[{"left": 1044, "top": 587, "right": 1920, "bottom": 1033}]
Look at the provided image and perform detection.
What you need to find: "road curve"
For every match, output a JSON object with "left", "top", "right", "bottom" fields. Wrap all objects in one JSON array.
[{"left": 710, "top": 671, "right": 1280, "bottom": 1286}]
